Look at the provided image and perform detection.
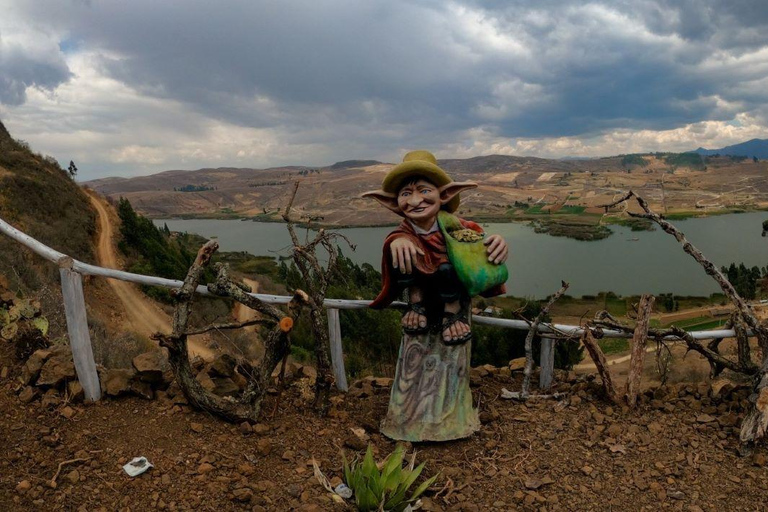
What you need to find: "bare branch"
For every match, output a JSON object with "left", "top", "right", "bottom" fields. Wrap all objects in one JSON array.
[{"left": 580, "top": 328, "right": 620, "bottom": 403}]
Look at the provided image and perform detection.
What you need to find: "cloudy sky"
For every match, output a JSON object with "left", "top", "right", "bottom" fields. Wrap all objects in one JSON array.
[{"left": 1, "top": 0, "right": 767, "bottom": 180}]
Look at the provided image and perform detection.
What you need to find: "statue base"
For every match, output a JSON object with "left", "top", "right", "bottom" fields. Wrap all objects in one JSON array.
[{"left": 381, "top": 330, "right": 479, "bottom": 442}]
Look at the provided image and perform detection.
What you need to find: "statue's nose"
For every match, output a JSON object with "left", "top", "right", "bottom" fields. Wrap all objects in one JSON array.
[{"left": 407, "top": 196, "right": 422, "bottom": 206}]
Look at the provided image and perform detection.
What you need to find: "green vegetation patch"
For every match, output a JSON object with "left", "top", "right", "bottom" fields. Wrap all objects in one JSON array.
[
  {"left": 664, "top": 153, "right": 706, "bottom": 170},
  {"left": 621, "top": 154, "right": 650, "bottom": 168},
  {"left": 598, "top": 338, "right": 629, "bottom": 355},
  {"left": 532, "top": 219, "right": 612, "bottom": 241}
]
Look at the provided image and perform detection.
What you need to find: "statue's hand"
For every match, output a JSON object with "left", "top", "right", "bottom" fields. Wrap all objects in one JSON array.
[
  {"left": 484, "top": 234, "right": 508, "bottom": 264},
  {"left": 390, "top": 237, "right": 425, "bottom": 274}
]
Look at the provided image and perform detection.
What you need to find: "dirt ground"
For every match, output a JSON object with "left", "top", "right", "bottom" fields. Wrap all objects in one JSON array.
[
  {"left": 86, "top": 191, "right": 214, "bottom": 361},
  {"left": 3, "top": 339, "right": 768, "bottom": 512}
]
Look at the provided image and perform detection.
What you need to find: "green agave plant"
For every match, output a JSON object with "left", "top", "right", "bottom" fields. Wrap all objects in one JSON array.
[{"left": 342, "top": 444, "right": 438, "bottom": 512}]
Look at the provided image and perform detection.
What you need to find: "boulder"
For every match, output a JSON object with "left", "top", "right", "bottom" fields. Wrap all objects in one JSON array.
[
  {"left": 509, "top": 357, "right": 526, "bottom": 372},
  {"left": 195, "top": 371, "right": 216, "bottom": 393},
  {"left": 20, "top": 349, "right": 52, "bottom": 385},
  {"left": 132, "top": 350, "right": 167, "bottom": 385},
  {"left": 212, "top": 377, "right": 240, "bottom": 397},
  {"left": 209, "top": 353, "right": 237, "bottom": 378},
  {"left": 36, "top": 350, "right": 76, "bottom": 387},
  {"left": 66, "top": 381, "right": 85, "bottom": 403},
  {"left": 130, "top": 380, "right": 155, "bottom": 400},
  {"left": 18, "top": 386, "right": 39, "bottom": 403},
  {"left": 102, "top": 368, "right": 136, "bottom": 396}
]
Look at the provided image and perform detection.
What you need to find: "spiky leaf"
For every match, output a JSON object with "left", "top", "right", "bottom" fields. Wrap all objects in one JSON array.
[{"left": 409, "top": 473, "right": 438, "bottom": 501}]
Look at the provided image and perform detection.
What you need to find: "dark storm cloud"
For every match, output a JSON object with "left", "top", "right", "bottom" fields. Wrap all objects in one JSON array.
[
  {"left": 0, "top": 29, "right": 72, "bottom": 105},
  {"left": 7, "top": 0, "right": 768, "bottom": 145}
]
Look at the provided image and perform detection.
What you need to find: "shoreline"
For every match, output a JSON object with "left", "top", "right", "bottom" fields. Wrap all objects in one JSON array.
[{"left": 149, "top": 206, "right": 768, "bottom": 240}]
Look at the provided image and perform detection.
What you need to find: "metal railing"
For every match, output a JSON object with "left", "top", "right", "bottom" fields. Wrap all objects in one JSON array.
[{"left": 0, "top": 216, "right": 744, "bottom": 401}]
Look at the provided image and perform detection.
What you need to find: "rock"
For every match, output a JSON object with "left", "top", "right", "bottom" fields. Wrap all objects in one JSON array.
[
  {"left": 647, "top": 422, "right": 663, "bottom": 436},
  {"left": 195, "top": 371, "right": 216, "bottom": 393},
  {"left": 211, "top": 377, "right": 239, "bottom": 397},
  {"left": 190, "top": 422, "right": 204, "bottom": 433},
  {"left": 371, "top": 377, "right": 392, "bottom": 388},
  {"left": 282, "top": 450, "right": 295, "bottom": 461},
  {"left": 297, "top": 365, "right": 318, "bottom": 381},
  {"left": 132, "top": 350, "right": 167, "bottom": 384},
  {"left": 232, "top": 488, "right": 253, "bottom": 502},
  {"left": 239, "top": 422, "right": 252, "bottom": 435},
  {"left": 16, "top": 480, "right": 31, "bottom": 493},
  {"left": 606, "top": 424, "right": 622, "bottom": 437},
  {"left": 349, "top": 381, "right": 374, "bottom": 398},
  {"left": 343, "top": 435, "right": 368, "bottom": 451},
  {"left": 253, "top": 423, "right": 270, "bottom": 435},
  {"left": 41, "top": 389, "right": 61, "bottom": 408},
  {"left": 668, "top": 491, "right": 685, "bottom": 500},
  {"left": 197, "top": 463, "right": 214, "bottom": 474},
  {"left": 18, "top": 386, "right": 39, "bottom": 403},
  {"left": 20, "top": 349, "right": 52, "bottom": 385},
  {"left": 509, "top": 357, "right": 526, "bottom": 371},
  {"left": 570, "top": 396, "right": 582, "bottom": 406},
  {"left": 37, "top": 352, "right": 76, "bottom": 387},
  {"left": 60, "top": 406, "right": 76, "bottom": 419},
  {"left": 65, "top": 470, "right": 80, "bottom": 484},
  {"left": 753, "top": 453, "right": 766, "bottom": 467},
  {"left": 696, "top": 414, "right": 716, "bottom": 424},
  {"left": 209, "top": 353, "right": 237, "bottom": 378},
  {"left": 130, "top": 380, "right": 155, "bottom": 400},
  {"left": 256, "top": 438, "right": 272, "bottom": 456},
  {"left": 66, "top": 381, "right": 84, "bottom": 403},
  {"left": 101, "top": 368, "right": 135, "bottom": 396}
]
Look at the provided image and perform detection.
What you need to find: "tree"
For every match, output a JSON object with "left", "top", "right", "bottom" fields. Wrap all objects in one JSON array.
[{"left": 68, "top": 160, "right": 78, "bottom": 179}]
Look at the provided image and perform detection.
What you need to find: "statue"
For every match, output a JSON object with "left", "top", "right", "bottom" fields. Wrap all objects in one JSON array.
[{"left": 363, "top": 150, "right": 509, "bottom": 441}]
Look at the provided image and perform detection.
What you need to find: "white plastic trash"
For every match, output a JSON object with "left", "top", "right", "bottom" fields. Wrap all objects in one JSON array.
[{"left": 122, "top": 456, "right": 154, "bottom": 477}]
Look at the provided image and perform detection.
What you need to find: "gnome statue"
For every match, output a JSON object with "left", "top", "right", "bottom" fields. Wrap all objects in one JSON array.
[{"left": 363, "top": 150, "right": 509, "bottom": 441}]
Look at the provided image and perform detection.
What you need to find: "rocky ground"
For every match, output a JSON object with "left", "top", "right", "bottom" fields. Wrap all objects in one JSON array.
[{"left": 3, "top": 340, "right": 768, "bottom": 512}]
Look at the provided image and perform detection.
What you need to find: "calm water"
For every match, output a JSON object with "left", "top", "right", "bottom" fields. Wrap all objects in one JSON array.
[{"left": 154, "top": 213, "right": 767, "bottom": 298}]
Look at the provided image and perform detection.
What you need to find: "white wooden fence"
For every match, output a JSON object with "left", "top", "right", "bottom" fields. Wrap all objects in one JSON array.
[{"left": 0, "top": 216, "right": 745, "bottom": 401}]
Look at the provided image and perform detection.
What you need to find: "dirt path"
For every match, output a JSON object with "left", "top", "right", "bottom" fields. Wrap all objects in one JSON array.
[{"left": 87, "top": 192, "right": 214, "bottom": 360}]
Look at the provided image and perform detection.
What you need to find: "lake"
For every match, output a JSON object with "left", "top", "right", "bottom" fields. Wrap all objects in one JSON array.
[{"left": 154, "top": 213, "right": 767, "bottom": 298}]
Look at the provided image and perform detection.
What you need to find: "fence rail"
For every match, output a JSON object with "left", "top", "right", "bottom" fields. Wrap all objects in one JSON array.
[{"left": 0, "top": 216, "right": 746, "bottom": 401}]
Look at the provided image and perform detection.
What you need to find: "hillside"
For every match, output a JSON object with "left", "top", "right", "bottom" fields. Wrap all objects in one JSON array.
[
  {"left": 0, "top": 120, "right": 96, "bottom": 291},
  {"left": 693, "top": 139, "right": 768, "bottom": 159},
  {"left": 86, "top": 152, "right": 768, "bottom": 226}
]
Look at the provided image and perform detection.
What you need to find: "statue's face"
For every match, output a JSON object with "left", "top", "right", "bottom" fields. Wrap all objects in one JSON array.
[{"left": 397, "top": 179, "right": 441, "bottom": 224}]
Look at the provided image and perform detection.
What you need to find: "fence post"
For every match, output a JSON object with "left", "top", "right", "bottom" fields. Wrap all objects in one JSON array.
[
  {"left": 539, "top": 337, "right": 555, "bottom": 390},
  {"left": 60, "top": 264, "right": 101, "bottom": 401},
  {"left": 326, "top": 307, "right": 348, "bottom": 392}
]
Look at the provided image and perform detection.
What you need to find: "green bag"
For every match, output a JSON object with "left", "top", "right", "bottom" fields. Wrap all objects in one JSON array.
[{"left": 437, "top": 211, "right": 509, "bottom": 297}]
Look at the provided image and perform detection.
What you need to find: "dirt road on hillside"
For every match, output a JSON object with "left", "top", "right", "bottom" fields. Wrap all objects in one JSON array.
[{"left": 88, "top": 192, "right": 213, "bottom": 360}]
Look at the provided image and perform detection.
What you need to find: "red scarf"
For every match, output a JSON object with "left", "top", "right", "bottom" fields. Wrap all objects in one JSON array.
[{"left": 369, "top": 217, "right": 505, "bottom": 309}]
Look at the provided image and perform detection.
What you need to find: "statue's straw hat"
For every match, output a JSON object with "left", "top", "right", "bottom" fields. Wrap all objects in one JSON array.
[{"left": 381, "top": 150, "right": 460, "bottom": 212}]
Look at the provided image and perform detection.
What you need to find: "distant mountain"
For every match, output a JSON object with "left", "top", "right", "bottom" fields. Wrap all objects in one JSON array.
[
  {"left": 692, "top": 138, "right": 768, "bottom": 159},
  {"left": 328, "top": 160, "right": 383, "bottom": 170}
]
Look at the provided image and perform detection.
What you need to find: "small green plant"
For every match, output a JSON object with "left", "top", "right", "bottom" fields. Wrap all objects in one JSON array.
[{"left": 343, "top": 445, "right": 437, "bottom": 512}]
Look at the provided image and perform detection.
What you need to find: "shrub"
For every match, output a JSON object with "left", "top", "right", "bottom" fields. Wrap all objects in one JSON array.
[{"left": 343, "top": 445, "right": 437, "bottom": 512}]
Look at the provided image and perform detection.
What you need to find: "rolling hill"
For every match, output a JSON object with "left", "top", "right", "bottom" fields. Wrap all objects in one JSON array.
[{"left": 693, "top": 138, "right": 768, "bottom": 159}]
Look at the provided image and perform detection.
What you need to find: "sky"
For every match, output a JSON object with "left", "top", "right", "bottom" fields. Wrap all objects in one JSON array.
[{"left": 1, "top": 0, "right": 767, "bottom": 180}]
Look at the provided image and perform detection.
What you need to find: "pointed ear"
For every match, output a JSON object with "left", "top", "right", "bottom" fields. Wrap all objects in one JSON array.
[
  {"left": 439, "top": 181, "right": 477, "bottom": 206},
  {"left": 362, "top": 190, "right": 401, "bottom": 214}
]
